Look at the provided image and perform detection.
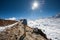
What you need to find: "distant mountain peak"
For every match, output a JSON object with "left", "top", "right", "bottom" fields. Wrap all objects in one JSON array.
[
  {"left": 51, "top": 13, "right": 60, "bottom": 18},
  {"left": 55, "top": 13, "right": 60, "bottom": 18}
]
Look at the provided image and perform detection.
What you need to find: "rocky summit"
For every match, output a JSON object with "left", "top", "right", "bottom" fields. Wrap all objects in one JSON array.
[{"left": 0, "top": 19, "right": 49, "bottom": 40}]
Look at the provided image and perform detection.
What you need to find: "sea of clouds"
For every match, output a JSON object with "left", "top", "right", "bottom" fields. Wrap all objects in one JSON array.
[{"left": 28, "top": 18, "right": 60, "bottom": 40}]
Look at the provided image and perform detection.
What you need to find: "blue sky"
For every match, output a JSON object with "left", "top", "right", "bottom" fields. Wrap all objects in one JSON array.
[{"left": 0, "top": 0, "right": 60, "bottom": 19}]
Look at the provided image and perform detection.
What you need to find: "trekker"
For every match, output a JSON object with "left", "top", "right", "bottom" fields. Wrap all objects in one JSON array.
[
  {"left": 19, "top": 19, "right": 27, "bottom": 40},
  {"left": 22, "top": 19, "right": 27, "bottom": 37}
]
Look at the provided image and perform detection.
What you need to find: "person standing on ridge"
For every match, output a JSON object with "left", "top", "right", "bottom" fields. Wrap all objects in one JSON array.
[
  {"left": 19, "top": 19, "right": 27, "bottom": 40},
  {"left": 22, "top": 19, "right": 27, "bottom": 36}
]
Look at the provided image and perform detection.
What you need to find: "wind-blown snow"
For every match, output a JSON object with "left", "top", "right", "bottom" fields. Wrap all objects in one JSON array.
[
  {"left": 28, "top": 18, "right": 60, "bottom": 40},
  {"left": 0, "top": 22, "right": 18, "bottom": 32}
]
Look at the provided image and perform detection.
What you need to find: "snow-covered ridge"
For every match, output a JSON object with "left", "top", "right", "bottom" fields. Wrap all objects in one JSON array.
[
  {"left": 0, "top": 22, "right": 18, "bottom": 32},
  {"left": 28, "top": 18, "right": 60, "bottom": 40}
]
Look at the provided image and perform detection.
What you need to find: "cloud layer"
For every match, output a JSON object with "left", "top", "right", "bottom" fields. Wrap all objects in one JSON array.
[{"left": 6, "top": 17, "right": 16, "bottom": 20}]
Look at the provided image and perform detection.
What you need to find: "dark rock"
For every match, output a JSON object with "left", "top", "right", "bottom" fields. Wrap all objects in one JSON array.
[
  {"left": 33, "top": 28, "right": 48, "bottom": 40},
  {"left": 19, "top": 34, "right": 25, "bottom": 40}
]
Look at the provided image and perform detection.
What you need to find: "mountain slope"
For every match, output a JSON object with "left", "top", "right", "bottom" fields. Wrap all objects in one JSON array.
[{"left": 0, "top": 19, "right": 48, "bottom": 40}]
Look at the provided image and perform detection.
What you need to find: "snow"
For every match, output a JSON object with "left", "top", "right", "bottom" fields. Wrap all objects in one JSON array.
[
  {"left": 28, "top": 18, "right": 60, "bottom": 40},
  {"left": 0, "top": 22, "right": 18, "bottom": 32}
]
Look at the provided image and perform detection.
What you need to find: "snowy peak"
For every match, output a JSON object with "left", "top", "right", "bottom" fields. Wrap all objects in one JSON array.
[
  {"left": 52, "top": 13, "right": 60, "bottom": 18},
  {"left": 55, "top": 13, "right": 60, "bottom": 18}
]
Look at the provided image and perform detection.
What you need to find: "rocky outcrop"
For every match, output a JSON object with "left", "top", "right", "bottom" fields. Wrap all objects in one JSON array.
[{"left": 0, "top": 19, "right": 48, "bottom": 40}]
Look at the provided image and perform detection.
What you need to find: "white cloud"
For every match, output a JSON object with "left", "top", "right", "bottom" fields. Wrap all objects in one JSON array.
[
  {"left": 6, "top": 17, "right": 16, "bottom": 20},
  {"left": 28, "top": 18, "right": 60, "bottom": 40}
]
